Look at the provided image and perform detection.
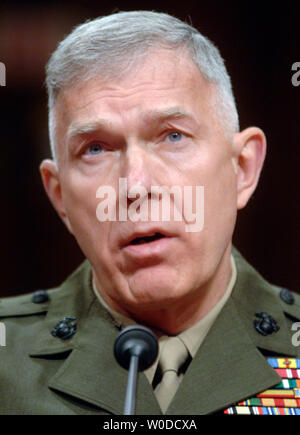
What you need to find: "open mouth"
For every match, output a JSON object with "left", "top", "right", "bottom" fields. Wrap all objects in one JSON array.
[{"left": 129, "top": 232, "right": 165, "bottom": 246}]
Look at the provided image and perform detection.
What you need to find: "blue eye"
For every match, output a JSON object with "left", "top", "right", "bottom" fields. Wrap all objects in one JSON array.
[
  {"left": 88, "top": 144, "right": 103, "bottom": 154},
  {"left": 167, "top": 132, "right": 182, "bottom": 142}
]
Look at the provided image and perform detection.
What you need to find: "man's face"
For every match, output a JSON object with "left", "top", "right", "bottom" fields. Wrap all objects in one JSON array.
[{"left": 49, "top": 48, "right": 239, "bottom": 316}]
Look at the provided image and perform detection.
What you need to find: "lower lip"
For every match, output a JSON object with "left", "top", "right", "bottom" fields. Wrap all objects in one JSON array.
[{"left": 123, "top": 237, "right": 175, "bottom": 259}]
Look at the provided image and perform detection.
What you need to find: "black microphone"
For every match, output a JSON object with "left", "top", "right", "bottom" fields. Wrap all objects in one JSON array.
[{"left": 114, "top": 325, "right": 159, "bottom": 415}]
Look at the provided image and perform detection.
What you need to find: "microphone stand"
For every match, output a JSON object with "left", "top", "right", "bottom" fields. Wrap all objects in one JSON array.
[
  {"left": 124, "top": 354, "right": 139, "bottom": 415},
  {"left": 114, "top": 325, "right": 159, "bottom": 415}
]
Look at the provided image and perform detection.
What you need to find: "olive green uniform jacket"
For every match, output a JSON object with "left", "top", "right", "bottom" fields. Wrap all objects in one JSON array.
[{"left": 0, "top": 248, "right": 299, "bottom": 415}]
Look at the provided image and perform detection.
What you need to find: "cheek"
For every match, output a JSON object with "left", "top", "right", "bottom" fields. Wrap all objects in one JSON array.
[
  {"left": 204, "top": 162, "right": 238, "bottom": 241},
  {"left": 61, "top": 176, "right": 100, "bottom": 233},
  {"left": 188, "top": 152, "right": 237, "bottom": 235},
  {"left": 185, "top": 148, "right": 237, "bottom": 203},
  {"left": 61, "top": 181, "right": 115, "bottom": 268}
]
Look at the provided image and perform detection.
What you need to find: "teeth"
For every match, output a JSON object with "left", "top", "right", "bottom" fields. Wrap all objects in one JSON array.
[{"left": 130, "top": 233, "right": 164, "bottom": 245}]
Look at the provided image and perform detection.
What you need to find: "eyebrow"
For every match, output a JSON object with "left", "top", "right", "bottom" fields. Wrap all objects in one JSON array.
[
  {"left": 66, "top": 119, "right": 111, "bottom": 142},
  {"left": 66, "top": 107, "right": 198, "bottom": 142}
]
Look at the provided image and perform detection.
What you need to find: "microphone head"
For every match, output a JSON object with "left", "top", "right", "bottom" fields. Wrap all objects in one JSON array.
[{"left": 114, "top": 325, "right": 158, "bottom": 372}]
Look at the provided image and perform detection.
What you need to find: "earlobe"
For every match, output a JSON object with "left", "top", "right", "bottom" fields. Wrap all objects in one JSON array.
[
  {"left": 39, "top": 159, "right": 74, "bottom": 234},
  {"left": 234, "top": 127, "right": 267, "bottom": 210}
]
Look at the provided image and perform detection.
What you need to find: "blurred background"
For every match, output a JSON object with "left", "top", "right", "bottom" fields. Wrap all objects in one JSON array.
[{"left": 0, "top": 0, "right": 299, "bottom": 297}]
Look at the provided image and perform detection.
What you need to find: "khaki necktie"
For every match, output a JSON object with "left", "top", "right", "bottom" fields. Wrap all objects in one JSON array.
[{"left": 155, "top": 336, "right": 189, "bottom": 413}]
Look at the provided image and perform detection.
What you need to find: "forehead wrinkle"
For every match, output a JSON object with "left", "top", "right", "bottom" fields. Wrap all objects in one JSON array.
[
  {"left": 67, "top": 106, "right": 198, "bottom": 140},
  {"left": 143, "top": 107, "right": 195, "bottom": 122}
]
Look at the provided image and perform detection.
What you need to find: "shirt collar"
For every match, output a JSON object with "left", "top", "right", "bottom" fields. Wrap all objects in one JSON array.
[{"left": 179, "top": 254, "right": 237, "bottom": 357}]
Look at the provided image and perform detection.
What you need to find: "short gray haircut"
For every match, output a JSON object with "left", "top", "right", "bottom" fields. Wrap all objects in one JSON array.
[{"left": 46, "top": 10, "right": 239, "bottom": 161}]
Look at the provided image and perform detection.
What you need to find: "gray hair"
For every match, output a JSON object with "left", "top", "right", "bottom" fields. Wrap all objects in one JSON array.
[{"left": 46, "top": 10, "right": 239, "bottom": 161}]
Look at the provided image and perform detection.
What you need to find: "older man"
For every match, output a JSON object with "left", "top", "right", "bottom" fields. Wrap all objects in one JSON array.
[{"left": 0, "top": 11, "right": 299, "bottom": 415}]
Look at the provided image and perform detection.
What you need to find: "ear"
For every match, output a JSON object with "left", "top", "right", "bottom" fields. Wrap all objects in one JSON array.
[
  {"left": 233, "top": 127, "right": 267, "bottom": 210},
  {"left": 39, "top": 159, "right": 74, "bottom": 234}
]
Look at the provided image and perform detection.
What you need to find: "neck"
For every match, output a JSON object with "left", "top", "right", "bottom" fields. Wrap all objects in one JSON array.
[
  {"left": 132, "top": 245, "right": 233, "bottom": 334},
  {"left": 93, "top": 244, "right": 233, "bottom": 335}
]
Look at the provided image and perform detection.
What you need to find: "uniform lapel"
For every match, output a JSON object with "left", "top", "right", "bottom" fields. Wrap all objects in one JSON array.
[
  {"left": 47, "top": 299, "right": 161, "bottom": 415},
  {"left": 167, "top": 250, "right": 297, "bottom": 415},
  {"left": 167, "top": 298, "right": 280, "bottom": 414},
  {"left": 29, "top": 261, "right": 161, "bottom": 415}
]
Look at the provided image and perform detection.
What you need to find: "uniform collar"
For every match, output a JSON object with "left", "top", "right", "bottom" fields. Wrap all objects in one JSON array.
[{"left": 230, "top": 247, "right": 297, "bottom": 356}]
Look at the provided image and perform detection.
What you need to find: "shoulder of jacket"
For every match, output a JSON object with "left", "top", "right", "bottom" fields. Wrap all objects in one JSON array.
[
  {"left": 0, "top": 260, "right": 92, "bottom": 320},
  {"left": 267, "top": 284, "right": 300, "bottom": 320},
  {"left": 232, "top": 246, "right": 300, "bottom": 319},
  {"left": 0, "top": 287, "right": 61, "bottom": 318}
]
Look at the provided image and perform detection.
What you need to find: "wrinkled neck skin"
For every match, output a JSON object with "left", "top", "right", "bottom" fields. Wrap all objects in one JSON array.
[{"left": 93, "top": 242, "right": 232, "bottom": 336}]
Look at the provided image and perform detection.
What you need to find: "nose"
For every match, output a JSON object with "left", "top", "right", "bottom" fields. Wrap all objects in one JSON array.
[{"left": 121, "top": 141, "right": 154, "bottom": 194}]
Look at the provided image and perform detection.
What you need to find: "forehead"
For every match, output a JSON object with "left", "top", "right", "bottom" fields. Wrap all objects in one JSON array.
[{"left": 53, "top": 48, "right": 216, "bottom": 141}]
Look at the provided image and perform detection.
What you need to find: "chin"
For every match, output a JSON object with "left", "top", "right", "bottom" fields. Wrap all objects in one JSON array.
[{"left": 126, "top": 271, "right": 189, "bottom": 309}]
